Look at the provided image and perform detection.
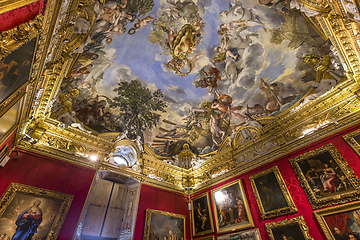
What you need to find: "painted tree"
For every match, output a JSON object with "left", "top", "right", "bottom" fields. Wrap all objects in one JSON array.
[{"left": 110, "top": 80, "right": 168, "bottom": 132}]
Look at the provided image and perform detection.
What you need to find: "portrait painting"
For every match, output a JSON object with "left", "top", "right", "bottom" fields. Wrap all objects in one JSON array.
[
  {"left": 289, "top": 143, "right": 360, "bottom": 209},
  {"left": 0, "top": 38, "right": 36, "bottom": 105},
  {"left": 191, "top": 192, "right": 214, "bottom": 236},
  {"left": 0, "top": 183, "right": 73, "bottom": 240},
  {"left": 250, "top": 166, "right": 297, "bottom": 219},
  {"left": 343, "top": 129, "right": 360, "bottom": 158},
  {"left": 265, "top": 216, "right": 313, "bottom": 240},
  {"left": 143, "top": 209, "right": 186, "bottom": 240},
  {"left": 211, "top": 179, "right": 254, "bottom": 234},
  {"left": 315, "top": 201, "right": 360, "bottom": 240},
  {"left": 217, "top": 228, "right": 262, "bottom": 240}
]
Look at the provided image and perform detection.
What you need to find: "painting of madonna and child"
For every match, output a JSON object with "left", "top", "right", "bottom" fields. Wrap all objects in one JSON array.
[
  {"left": 56, "top": 0, "right": 347, "bottom": 160},
  {"left": 0, "top": 192, "right": 64, "bottom": 240},
  {"left": 211, "top": 179, "right": 254, "bottom": 233}
]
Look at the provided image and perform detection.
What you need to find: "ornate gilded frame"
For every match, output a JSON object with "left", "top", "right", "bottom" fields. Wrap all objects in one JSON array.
[
  {"left": 343, "top": 128, "right": 360, "bottom": 157},
  {"left": 191, "top": 192, "right": 214, "bottom": 236},
  {"left": 0, "top": 0, "right": 38, "bottom": 15},
  {"left": 0, "top": 183, "right": 73, "bottom": 240},
  {"left": 289, "top": 143, "right": 360, "bottom": 209},
  {"left": 217, "top": 228, "right": 262, "bottom": 240},
  {"left": 211, "top": 179, "right": 254, "bottom": 234},
  {"left": 265, "top": 216, "right": 313, "bottom": 240},
  {"left": 196, "top": 236, "right": 215, "bottom": 240},
  {"left": 143, "top": 209, "right": 186, "bottom": 240},
  {"left": 314, "top": 201, "right": 360, "bottom": 240},
  {"left": 250, "top": 166, "right": 297, "bottom": 219}
]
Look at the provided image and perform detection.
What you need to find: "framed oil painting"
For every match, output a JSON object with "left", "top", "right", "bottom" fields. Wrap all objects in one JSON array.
[
  {"left": 0, "top": 183, "right": 73, "bottom": 240},
  {"left": 250, "top": 166, "right": 297, "bottom": 219},
  {"left": 211, "top": 179, "right": 254, "bottom": 234},
  {"left": 343, "top": 129, "right": 360, "bottom": 158},
  {"left": 196, "top": 236, "right": 214, "bottom": 240},
  {"left": 265, "top": 216, "right": 313, "bottom": 240},
  {"left": 289, "top": 143, "right": 360, "bottom": 209},
  {"left": 217, "top": 228, "right": 262, "bottom": 240},
  {"left": 314, "top": 201, "right": 360, "bottom": 240},
  {"left": 191, "top": 192, "right": 214, "bottom": 236},
  {"left": 143, "top": 209, "right": 186, "bottom": 240}
]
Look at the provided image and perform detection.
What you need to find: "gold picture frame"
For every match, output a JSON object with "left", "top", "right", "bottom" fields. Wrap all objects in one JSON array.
[
  {"left": 250, "top": 166, "right": 297, "bottom": 219},
  {"left": 217, "top": 228, "right": 262, "bottom": 240},
  {"left": 265, "top": 216, "right": 313, "bottom": 240},
  {"left": 211, "top": 179, "right": 254, "bottom": 234},
  {"left": 0, "top": 183, "right": 73, "bottom": 240},
  {"left": 191, "top": 192, "right": 214, "bottom": 236},
  {"left": 195, "top": 236, "right": 215, "bottom": 240},
  {"left": 0, "top": 0, "right": 38, "bottom": 15},
  {"left": 143, "top": 209, "right": 186, "bottom": 240},
  {"left": 343, "top": 128, "right": 360, "bottom": 157},
  {"left": 314, "top": 201, "right": 360, "bottom": 240},
  {"left": 289, "top": 143, "right": 360, "bottom": 209}
]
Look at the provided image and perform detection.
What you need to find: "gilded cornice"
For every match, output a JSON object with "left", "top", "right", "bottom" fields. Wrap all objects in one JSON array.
[{"left": 14, "top": 0, "right": 360, "bottom": 193}]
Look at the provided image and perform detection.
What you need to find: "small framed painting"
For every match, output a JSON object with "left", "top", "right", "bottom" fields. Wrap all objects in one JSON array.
[
  {"left": 289, "top": 143, "right": 360, "bottom": 209},
  {"left": 211, "top": 179, "right": 254, "bottom": 234},
  {"left": 0, "top": 183, "right": 73, "bottom": 240},
  {"left": 250, "top": 166, "right": 297, "bottom": 219},
  {"left": 217, "top": 228, "right": 262, "bottom": 240},
  {"left": 265, "top": 216, "right": 313, "bottom": 240},
  {"left": 191, "top": 192, "right": 214, "bottom": 236},
  {"left": 343, "top": 129, "right": 360, "bottom": 157},
  {"left": 143, "top": 209, "right": 186, "bottom": 240},
  {"left": 314, "top": 201, "right": 360, "bottom": 240}
]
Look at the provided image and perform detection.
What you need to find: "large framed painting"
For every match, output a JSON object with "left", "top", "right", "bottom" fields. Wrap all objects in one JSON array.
[
  {"left": 250, "top": 166, "right": 297, "bottom": 219},
  {"left": 217, "top": 228, "right": 262, "bottom": 240},
  {"left": 191, "top": 192, "right": 214, "bottom": 236},
  {"left": 343, "top": 129, "right": 360, "bottom": 157},
  {"left": 289, "top": 143, "right": 360, "bottom": 209},
  {"left": 0, "top": 183, "right": 73, "bottom": 240},
  {"left": 265, "top": 216, "right": 313, "bottom": 240},
  {"left": 211, "top": 179, "right": 254, "bottom": 234},
  {"left": 143, "top": 209, "right": 186, "bottom": 240},
  {"left": 314, "top": 201, "right": 360, "bottom": 240}
]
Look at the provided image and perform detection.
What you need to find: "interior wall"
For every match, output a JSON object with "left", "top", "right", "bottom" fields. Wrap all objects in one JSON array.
[
  {"left": 0, "top": 148, "right": 96, "bottom": 240},
  {"left": 192, "top": 123, "right": 360, "bottom": 239},
  {"left": 134, "top": 184, "right": 191, "bottom": 240}
]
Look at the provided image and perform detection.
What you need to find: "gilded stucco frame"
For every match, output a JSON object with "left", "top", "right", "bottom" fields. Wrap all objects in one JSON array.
[
  {"left": 191, "top": 192, "right": 214, "bottom": 236},
  {"left": 289, "top": 143, "right": 360, "bottom": 209},
  {"left": 250, "top": 166, "right": 297, "bottom": 219},
  {"left": 343, "top": 128, "right": 360, "bottom": 157},
  {"left": 265, "top": 216, "right": 313, "bottom": 240},
  {"left": 314, "top": 201, "right": 360, "bottom": 240},
  {"left": 0, "top": 183, "right": 73, "bottom": 240},
  {"left": 143, "top": 209, "right": 186, "bottom": 240},
  {"left": 211, "top": 179, "right": 254, "bottom": 234}
]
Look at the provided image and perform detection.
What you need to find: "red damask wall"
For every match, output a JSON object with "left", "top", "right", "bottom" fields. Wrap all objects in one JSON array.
[
  {"left": 135, "top": 184, "right": 191, "bottom": 240},
  {"left": 0, "top": 0, "right": 46, "bottom": 32},
  {"left": 0, "top": 146, "right": 96, "bottom": 240},
  {"left": 192, "top": 123, "right": 360, "bottom": 240}
]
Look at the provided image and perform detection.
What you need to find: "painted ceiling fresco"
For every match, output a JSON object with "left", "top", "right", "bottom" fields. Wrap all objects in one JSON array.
[{"left": 56, "top": 0, "right": 346, "bottom": 157}]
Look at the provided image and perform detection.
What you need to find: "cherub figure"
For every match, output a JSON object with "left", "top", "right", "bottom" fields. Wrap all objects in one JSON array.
[
  {"left": 129, "top": 16, "right": 154, "bottom": 34},
  {"left": 201, "top": 67, "right": 222, "bottom": 95}
]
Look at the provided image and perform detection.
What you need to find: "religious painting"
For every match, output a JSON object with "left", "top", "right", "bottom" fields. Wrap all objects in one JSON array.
[
  {"left": 0, "top": 183, "right": 73, "bottom": 240},
  {"left": 211, "top": 179, "right": 254, "bottom": 234},
  {"left": 343, "top": 129, "right": 360, "bottom": 158},
  {"left": 191, "top": 192, "right": 214, "bottom": 236},
  {"left": 143, "top": 209, "right": 186, "bottom": 240},
  {"left": 250, "top": 166, "right": 297, "bottom": 219},
  {"left": 53, "top": 0, "right": 346, "bottom": 165},
  {"left": 0, "top": 38, "right": 36, "bottom": 106},
  {"left": 289, "top": 143, "right": 360, "bottom": 209},
  {"left": 265, "top": 216, "right": 313, "bottom": 240},
  {"left": 314, "top": 201, "right": 360, "bottom": 240},
  {"left": 217, "top": 228, "right": 262, "bottom": 240}
]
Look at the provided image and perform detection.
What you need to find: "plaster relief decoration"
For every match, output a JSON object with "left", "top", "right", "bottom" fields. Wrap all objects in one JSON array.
[
  {"left": 53, "top": 0, "right": 345, "bottom": 164},
  {"left": 0, "top": 183, "right": 73, "bottom": 240},
  {"left": 120, "top": 183, "right": 140, "bottom": 239},
  {"left": 289, "top": 143, "right": 360, "bottom": 209}
]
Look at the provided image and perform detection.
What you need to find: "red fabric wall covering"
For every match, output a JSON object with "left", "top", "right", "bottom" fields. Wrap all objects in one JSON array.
[
  {"left": 0, "top": 0, "right": 46, "bottom": 33},
  {"left": 0, "top": 129, "right": 16, "bottom": 155},
  {"left": 0, "top": 148, "right": 96, "bottom": 240},
  {"left": 192, "top": 123, "right": 360, "bottom": 240},
  {"left": 134, "top": 184, "right": 191, "bottom": 240}
]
